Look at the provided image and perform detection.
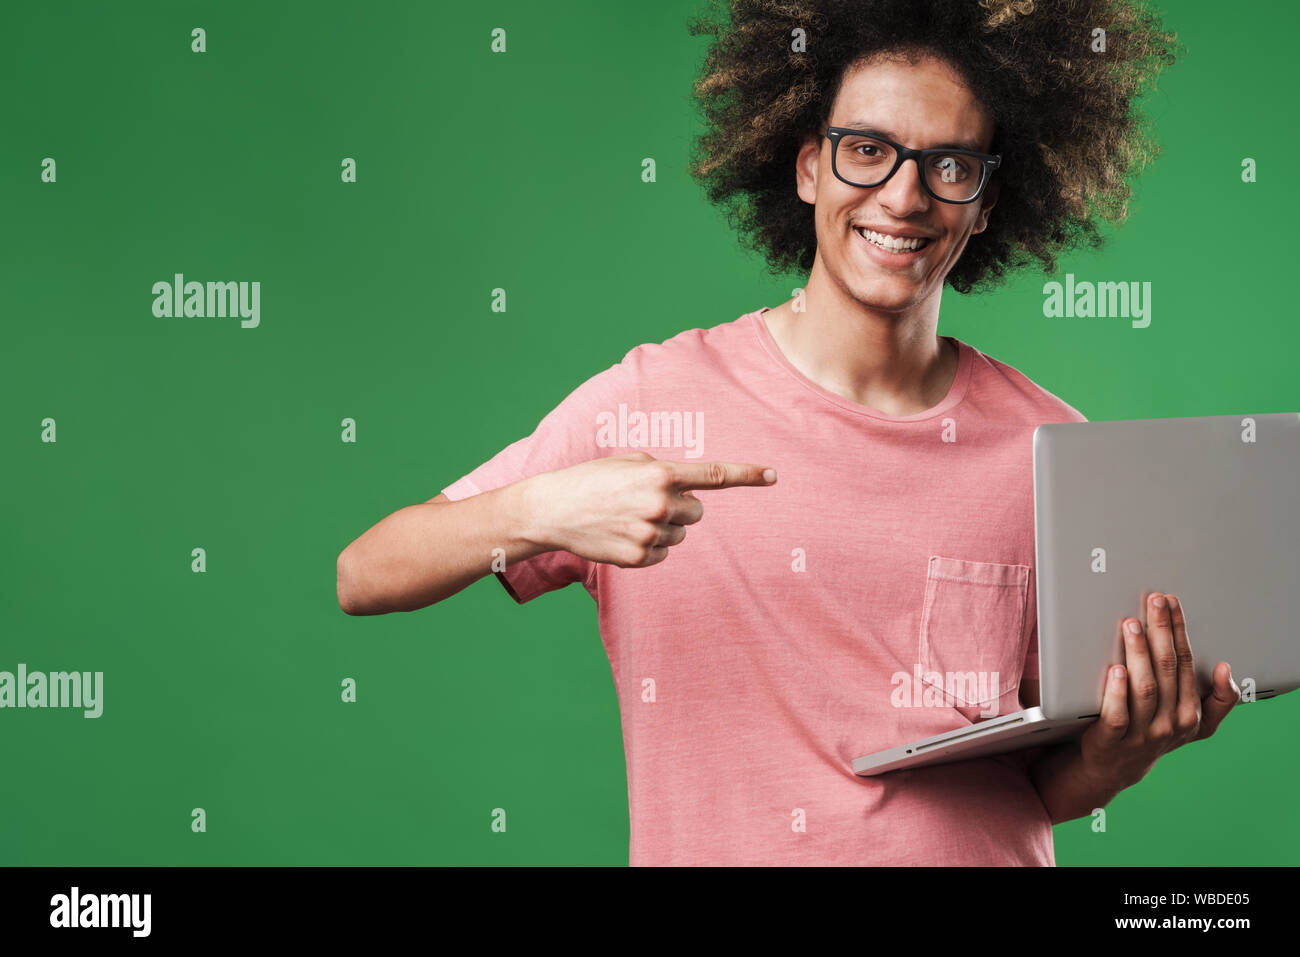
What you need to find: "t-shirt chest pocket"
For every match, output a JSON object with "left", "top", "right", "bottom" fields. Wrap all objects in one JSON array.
[{"left": 917, "top": 555, "right": 1031, "bottom": 721}]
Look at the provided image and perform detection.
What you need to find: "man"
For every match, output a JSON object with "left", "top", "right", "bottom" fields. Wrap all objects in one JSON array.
[{"left": 337, "top": 0, "right": 1238, "bottom": 864}]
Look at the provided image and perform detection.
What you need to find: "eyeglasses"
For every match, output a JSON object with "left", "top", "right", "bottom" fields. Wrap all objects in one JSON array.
[{"left": 825, "top": 127, "right": 1001, "bottom": 204}]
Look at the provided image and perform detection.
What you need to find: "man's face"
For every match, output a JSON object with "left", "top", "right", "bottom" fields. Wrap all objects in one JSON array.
[{"left": 797, "top": 53, "right": 999, "bottom": 314}]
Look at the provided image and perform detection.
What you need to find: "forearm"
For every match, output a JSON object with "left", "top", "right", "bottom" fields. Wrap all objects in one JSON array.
[
  {"left": 337, "top": 477, "right": 551, "bottom": 615},
  {"left": 1028, "top": 739, "right": 1124, "bottom": 825}
]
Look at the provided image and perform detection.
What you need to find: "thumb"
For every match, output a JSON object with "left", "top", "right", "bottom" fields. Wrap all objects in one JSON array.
[{"left": 1196, "top": 662, "right": 1239, "bottom": 740}]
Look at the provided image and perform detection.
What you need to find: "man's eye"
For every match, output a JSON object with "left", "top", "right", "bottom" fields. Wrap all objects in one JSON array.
[{"left": 932, "top": 156, "right": 972, "bottom": 180}]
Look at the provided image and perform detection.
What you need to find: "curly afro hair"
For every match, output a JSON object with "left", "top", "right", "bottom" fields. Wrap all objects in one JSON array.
[{"left": 687, "top": 0, "right": 1181, "bottom": 293}]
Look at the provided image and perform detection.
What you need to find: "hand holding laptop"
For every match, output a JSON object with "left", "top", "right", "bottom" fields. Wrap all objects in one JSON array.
[
  {"left": 1076, "top": 591, "right": 1240, "bottom": 795},
  {"left": 853, "top": 413, "right": 1299, "bottom": 778}
]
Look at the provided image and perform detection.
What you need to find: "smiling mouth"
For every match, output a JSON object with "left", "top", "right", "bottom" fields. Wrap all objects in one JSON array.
[{"left": 854, "top": 227, "right": 932, "bottom": 253}]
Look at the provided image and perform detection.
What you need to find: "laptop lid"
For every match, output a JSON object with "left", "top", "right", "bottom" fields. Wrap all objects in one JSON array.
[{"left": 1033, "top": 412, "right": 1300, "bottom": 720}]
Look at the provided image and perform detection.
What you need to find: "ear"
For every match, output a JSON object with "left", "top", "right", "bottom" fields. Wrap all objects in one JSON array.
[
  {"left": 795, "top": 133, "right": 824, "bottom": 206},
  {"left": 971, "top": 180, "right": 1000, "bottom": 234}
]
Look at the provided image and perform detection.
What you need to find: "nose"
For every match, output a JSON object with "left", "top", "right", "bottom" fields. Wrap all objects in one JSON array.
[{"left": 875, "top": 156, "right": 931, "bottom": 217}]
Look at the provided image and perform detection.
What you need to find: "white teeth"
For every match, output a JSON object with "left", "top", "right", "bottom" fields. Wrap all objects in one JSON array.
[{"left": 857, "top": 228, "right": 928, "bottom": 252}]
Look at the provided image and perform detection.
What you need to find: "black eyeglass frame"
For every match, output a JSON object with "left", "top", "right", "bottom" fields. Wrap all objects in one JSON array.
[{"left": 824, "top": 126, "right": 1002, "bottom": 205}]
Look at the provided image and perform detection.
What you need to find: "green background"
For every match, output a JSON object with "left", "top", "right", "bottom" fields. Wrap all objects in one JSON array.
[{"left": 1, "top": 0, "right": 1295, "bottom": 865}]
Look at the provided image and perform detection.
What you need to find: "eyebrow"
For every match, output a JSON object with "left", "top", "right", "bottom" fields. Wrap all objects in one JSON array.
[{"left": 834, "top": 122, "right": 987, "bottom": 153}]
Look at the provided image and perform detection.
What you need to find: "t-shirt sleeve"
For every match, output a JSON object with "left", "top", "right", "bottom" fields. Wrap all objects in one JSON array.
[{"left": 439, "top": 360, "right": 630, "bottom": 604}]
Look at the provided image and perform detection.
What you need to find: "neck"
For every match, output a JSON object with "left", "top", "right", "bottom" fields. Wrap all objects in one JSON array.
[{"left": 762, "top": 257, "right": 956, "bottom": 417}]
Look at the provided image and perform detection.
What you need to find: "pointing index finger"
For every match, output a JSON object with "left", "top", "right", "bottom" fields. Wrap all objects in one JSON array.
[{"left": 666, "top": 461, "right": 777, "bottom": 490}]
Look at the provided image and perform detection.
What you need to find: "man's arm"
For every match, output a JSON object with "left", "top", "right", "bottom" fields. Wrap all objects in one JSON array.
[
  {"left": 1020, "top": 679, "right": 1039, "bottom": 709},
  {"left": 335, "top": 454, "right": 775, "bottom": 615},
  {"left": 1023, "top": 594, "right": 1239, "bottom": 824},
  {"left": 336, "top": 482, "right": 550, "bottom": 615}
]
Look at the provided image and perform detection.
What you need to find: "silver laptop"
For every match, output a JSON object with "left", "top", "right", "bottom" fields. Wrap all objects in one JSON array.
[{"left": 853, "top": 412, "right": 1300, "bottom": 776}]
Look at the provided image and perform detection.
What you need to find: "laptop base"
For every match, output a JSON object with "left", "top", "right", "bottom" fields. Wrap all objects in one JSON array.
[{"left": 852, "top": 708, "right": 1093, "bottom": 776}]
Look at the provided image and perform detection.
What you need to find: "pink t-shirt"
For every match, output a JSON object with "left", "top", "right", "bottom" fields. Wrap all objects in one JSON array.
[{"left": 442, "top": 307, "right": 1088, "bottom": 866}]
